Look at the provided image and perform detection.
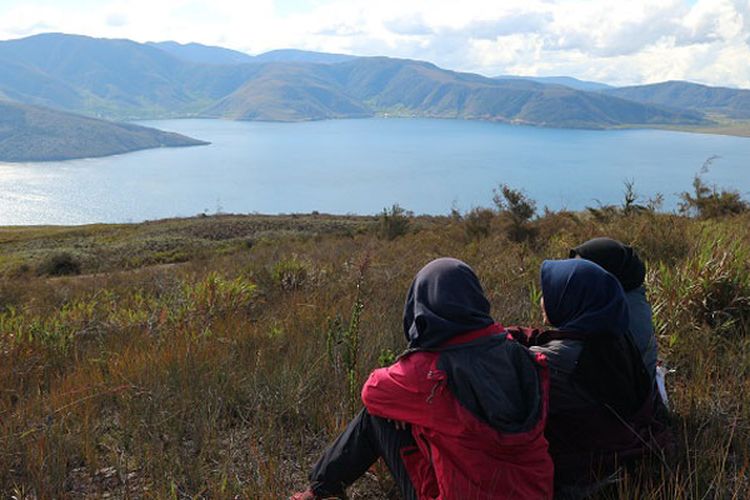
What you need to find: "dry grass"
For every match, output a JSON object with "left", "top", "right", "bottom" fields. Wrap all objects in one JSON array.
[{"left": 1, "top": 210, "right": 749, "bottom": 498}]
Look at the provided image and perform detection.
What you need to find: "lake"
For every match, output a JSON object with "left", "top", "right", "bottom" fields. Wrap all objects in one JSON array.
[{"left": 1, "top": 118, "right": 749, "bottom": 225}]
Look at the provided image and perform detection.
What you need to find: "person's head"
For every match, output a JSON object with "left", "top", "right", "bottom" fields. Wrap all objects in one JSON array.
[
  {"left": 569, "top": 237, "right": 646, "bottom": 292},
  {"left": 403, "top": 257, "right": 494, "bottom": 348},
  {"left": 540, "top": 258, "right": 628, "bottom": 336}
]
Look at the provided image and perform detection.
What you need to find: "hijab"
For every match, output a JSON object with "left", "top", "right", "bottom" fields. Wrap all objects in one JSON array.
[
  {"left": 403, "top": 257, "right": 543, "bottom": 433},
  {"left": 541, "top": 259, "right": 650, "bottom": 417},
  {"left": 403, "top": 257, "right": 494, "bottom": 348},
  {"left": 541, "top": 259, "right": 629, "bottom": 337},
  {"left": 569, "top": 237, "right": 646, "bottom": 292}
]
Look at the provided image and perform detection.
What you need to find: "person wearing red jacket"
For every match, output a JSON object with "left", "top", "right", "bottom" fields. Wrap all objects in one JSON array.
[{"left": 291, "top": 257, "right": 553, "bottom": 500}]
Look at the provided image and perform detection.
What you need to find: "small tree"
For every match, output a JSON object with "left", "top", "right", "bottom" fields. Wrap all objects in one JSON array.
[
  {"left": 679, "top": 176, "right": 748, "bottom": 218},
  {"left": 679, "top": 157, "right": 748, "bottom": 218},
  {"left": 493, "top": 184, "right": 537, "bottom": 242}
]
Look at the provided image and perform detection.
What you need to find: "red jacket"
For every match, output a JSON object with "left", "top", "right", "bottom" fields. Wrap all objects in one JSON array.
[{"left": 361, "top": 324, "right": 553, "bottom": 499}]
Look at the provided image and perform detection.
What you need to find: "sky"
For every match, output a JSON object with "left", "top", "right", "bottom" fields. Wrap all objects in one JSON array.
[{"left": 1, "top": 0, "right": 749, "bottom": 87}]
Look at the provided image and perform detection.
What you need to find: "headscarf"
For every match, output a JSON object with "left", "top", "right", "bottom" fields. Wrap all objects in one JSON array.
[
  {"left": 540, "top": 259, "right": 649, "bottom": 418},
  {"left": 569, "top": 237, "right": 646, "bottom": 292},
  {"left": 541, "top": 259, "right": 629, "bottom": 336},
  {"left": 403, "top": 257, "right": 494, "bottom": 348},
  {"left": 402, "top": 258, "right": 543, "bottom": 433}
]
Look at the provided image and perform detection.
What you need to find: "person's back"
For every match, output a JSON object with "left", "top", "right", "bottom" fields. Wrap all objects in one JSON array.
[
  {"left": 569, "top": 238, "right": 658, "bottom": 381},
  {"left": 363, "top": 329, "right": 551, "bottom": 498},
  {"left": 293, "top": 258, "right": 553, "bottom": 499},
  {"left": 625, "top": 285, "right": 658, "bottom": 379},
  {"left": 508, "top": 259, "right": 665, "bottom": 493}
]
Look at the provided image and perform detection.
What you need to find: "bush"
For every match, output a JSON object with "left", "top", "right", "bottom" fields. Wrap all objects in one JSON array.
[
  {"left": 679, "top": 175, "right": 749, "bottom": 218},
  {"left": 271, "top": 256, "right": 308, "bottom": 291},
  {"left": 463, "top": 207, "right": 495, "bottom": 240},
  {"left": 377, "top": 204, "right": 411, "bottom": 240},
  {"left": 37, "top": 252, "right": 81, "bottom": 276}
]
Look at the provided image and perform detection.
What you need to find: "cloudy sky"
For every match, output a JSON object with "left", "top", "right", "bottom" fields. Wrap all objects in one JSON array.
[{"left": 1, "top": 0, "right": 749, "bottom": 87}]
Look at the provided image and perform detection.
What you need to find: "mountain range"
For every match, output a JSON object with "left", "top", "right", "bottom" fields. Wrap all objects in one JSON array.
[{"left": 1, "top": 32, "right": 749, "bottom": 161}]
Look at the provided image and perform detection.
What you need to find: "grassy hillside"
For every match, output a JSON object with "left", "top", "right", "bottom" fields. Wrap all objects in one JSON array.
[
  {"left": 0, "top": 206, "right": 748, "bottom": 497},
  {"left": 0, "top": 100, "right": 208, "bottom": 162},
  {"left": 0, "top": 33, "right": 260, "bottom": 119},
  {"left": 203, "top": 64, "right": 372, "bottom": 121},
  {"left": 204, "top": 57, "right": 707, "bottom": 127}
]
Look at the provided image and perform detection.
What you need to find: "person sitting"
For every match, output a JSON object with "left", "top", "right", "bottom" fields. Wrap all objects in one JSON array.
[
  {"left": 291, "top": 257, "right": 553, "bottom": 500},
  {"left": 507, "top": 259, "right": 669, "bottom": 496},
  {"left": 569, "top": 237, "right": 658, "bottom": 383}
]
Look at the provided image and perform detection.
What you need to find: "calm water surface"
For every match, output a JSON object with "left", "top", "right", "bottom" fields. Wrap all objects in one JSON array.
[{"left": 1, "top": 118, "right": 749, "bottom": 225}]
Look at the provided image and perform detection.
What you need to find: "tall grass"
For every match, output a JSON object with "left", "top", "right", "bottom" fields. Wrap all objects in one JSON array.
[{"left": 1, "top": 210, "right": 749, "bottom": 498}]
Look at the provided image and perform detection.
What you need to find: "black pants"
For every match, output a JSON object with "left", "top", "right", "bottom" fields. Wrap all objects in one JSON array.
[{"left": 310, "top": 408, "right": 418, "bottom": 500}]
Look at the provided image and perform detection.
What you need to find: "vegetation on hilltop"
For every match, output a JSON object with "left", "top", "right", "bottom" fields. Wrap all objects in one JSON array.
[
  {"left": 0, "top": 190, "right": 748, "bottom": 497},
  {"left": 0, "top": 101, "right": 208, "bottom": 162}
]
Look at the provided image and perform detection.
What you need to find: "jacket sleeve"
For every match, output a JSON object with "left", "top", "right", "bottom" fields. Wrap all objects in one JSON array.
[{"left": 361, "top": 354, "right": 445, "bottom": 427}]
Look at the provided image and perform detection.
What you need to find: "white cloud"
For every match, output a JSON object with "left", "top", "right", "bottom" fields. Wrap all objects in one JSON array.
[{"left": 0, "top": 0, "right": 749, "bottom": 87}]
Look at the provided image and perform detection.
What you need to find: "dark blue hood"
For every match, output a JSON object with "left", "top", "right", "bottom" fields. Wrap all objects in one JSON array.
[
  {"left": 403, "top": 258, "right": 494, "bottom": 349},
  {"left": 541, "top": 259, "right": 629, "bottom": 336}
]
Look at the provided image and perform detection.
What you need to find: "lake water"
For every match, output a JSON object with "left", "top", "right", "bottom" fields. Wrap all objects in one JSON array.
[{"left": 1, "top": 118, "right": 749, "bottom": 225}]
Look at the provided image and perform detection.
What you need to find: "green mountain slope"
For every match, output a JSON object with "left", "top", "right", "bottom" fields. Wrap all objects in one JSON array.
[
  {"left": 602, "top": 81, "right": 750, "bottom": 119},
  {"left": 0, "top": 100, "right": 208, "bottom": 162},
  {"left": 203, "top": 64, "right": 371, "bottom": 121},
  {"left": 0, "top": 33, "right": 717, "bottom": 129},
  {"left": 0, "top": 33, "right": 259, "bottom": 119},
  {"left": 200, "top": 56, "right": 707, "bottom": 127},
  {"left": 319, "top": 58, "right": 706, "bottom": 127}
]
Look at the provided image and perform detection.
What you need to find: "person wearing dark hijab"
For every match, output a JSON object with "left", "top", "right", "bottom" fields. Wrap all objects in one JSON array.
[
  {"left": 291, "top": 258, "right": 553, "bottom": 500},
  {"left": 507, "top": 259, "right": 668, "bottom": 496},
  {"left": 569, "top": 237, "right": 658, "bottom": 382}
]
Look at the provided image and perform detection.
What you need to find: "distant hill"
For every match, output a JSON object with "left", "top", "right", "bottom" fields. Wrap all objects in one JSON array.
[
  {"left": 330, "top": 58, "right": 704, "bottom": 127},
  {"left": 203, "top": 63, "right": 372, "bottom": 121},
  {"left": 147, "top": 41, "right": 356, "bottom": 66},
  {"left": 602, "top": 81, "right": 750, "bottom": 119},
  {"left": 253, "top": 49, "right": 357, "bottom": 65},
  {"left": 0, "top": 33, "right": 718, "bottom": 129},
  {"left": 0, "top": 33, "right": 259, "bottom": 119},
  {"left": 147, "top": 41, "right": 255, "bottom": 65},
  {"left": 495, "top": 75, "right": 612, "bottom": 92},
  {"left": 204, "top": 56, "right": 706, "bottom": 127},
  {"left": 0, "top": 100, "right": 207, "bottom": 162}
]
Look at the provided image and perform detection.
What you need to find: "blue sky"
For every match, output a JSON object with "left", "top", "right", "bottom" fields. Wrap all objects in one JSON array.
[{"left": 1, "top": 0, "right": 749, "bottom": 87}]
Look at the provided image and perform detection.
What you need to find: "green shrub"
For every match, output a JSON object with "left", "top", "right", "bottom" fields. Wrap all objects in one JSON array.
[
  {"left": 679, "top": 161, "right": 749, "bottom": 218},
  {"left": 271, "top": 256, "right": 308, "bottom": 291},
  {"left": 377, "top": 204, "right": 411, "bottom": 240},
  {"left": 463, "top": 207, "right": 495, "bottom": 240},
  {"left": 37, "top": 252, "right": 81, "bottom": 276}
]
